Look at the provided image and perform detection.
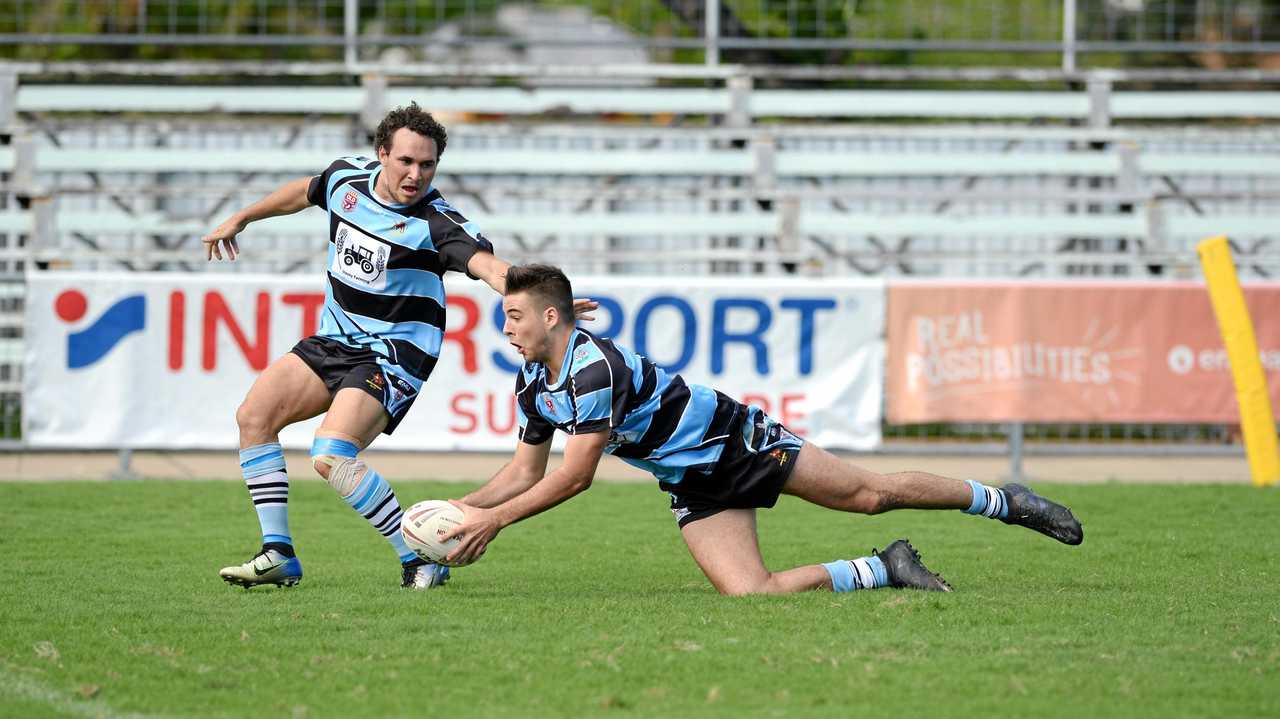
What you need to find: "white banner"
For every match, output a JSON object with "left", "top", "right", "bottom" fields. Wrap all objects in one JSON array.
[{"left": 24, "top": 272, "right": 884, "bottom": 451}]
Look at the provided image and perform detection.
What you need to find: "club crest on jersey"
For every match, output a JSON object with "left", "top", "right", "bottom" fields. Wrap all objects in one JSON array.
[
  {"left": 342, "top": 191, "right": 358, "bottom": 212},
  {"left": 573, "top": 345, "right": 591, "bottom": 364},
  {"left": 332, "top": 221, "right": 389, "bottom": 290},
  {"left": 543, "top": 394, "right": 555, "bottom": 413}
]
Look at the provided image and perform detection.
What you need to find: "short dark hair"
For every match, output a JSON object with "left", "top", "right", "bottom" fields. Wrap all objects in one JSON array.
[
  {"left": 374, "top": 102, "right": 448, "bottom": 157},
  {"left": 505, "top": 264, "right": 575, "bottom": 327}
]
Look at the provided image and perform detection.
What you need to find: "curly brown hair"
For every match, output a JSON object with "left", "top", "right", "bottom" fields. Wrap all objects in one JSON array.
[{"left": 374, "top": 102, "right": 448, "bottom": 157}]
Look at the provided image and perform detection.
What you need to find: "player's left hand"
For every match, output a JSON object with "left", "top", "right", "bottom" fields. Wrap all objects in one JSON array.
[
  {"left": 572, "top": 297, "right": 598, "bottom": 322},
  {"left": 442, "top": 501, "right": 501, "bottom": 566}
]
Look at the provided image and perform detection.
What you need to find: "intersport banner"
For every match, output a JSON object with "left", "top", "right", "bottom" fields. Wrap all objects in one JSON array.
[
  {"left": 887, "top": 281, "right": 1280, "bottom": 423},
  {"left": 25, "top": 273, "right": 885, "bottom": 450}
]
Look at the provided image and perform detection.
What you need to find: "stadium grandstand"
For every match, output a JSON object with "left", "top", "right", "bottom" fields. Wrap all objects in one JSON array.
[
  {"left": 3, "top": 5, "right": 1279, "bottom": 718},
  {"left": 1, "top": 0, "right": 1278, "bottom": 467}
]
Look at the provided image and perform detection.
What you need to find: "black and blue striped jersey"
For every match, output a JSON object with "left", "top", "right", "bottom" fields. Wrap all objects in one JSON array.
[
  {"left": 306, "top": 156, "right": 492, "bottom": 381},
  {"left": 515, "top": 328, "right": 741, "bottom": 485}
]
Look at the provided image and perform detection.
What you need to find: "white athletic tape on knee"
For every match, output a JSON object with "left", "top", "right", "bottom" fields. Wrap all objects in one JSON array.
[{"left": 325, "top": 458, "right": 367, "bottom": 496}]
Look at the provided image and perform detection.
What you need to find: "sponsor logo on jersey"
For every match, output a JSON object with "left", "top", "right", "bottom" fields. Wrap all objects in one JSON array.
[
  {"left": 331, "top": 221, "right": 390, "bottom": 291},
  {"left": 393, "top": 221, "right": 407, "bottom": 235}
]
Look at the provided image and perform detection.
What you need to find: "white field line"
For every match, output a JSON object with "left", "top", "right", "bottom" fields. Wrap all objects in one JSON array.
[{"left": 0, "top": 665, "right": 164, "bottom": 719}]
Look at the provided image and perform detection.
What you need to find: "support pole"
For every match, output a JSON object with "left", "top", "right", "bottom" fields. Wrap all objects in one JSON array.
[
  {"left": 705, "top": 0, "right": 720, "bottom": 67},
  {"left": 1062, "top": 0, "right": 1078, "bottom": 74},
  {"left": 1008, "top": 422, "right": 1025, "bottom": 483},
  {"left": 344, "top": 0, "right": 359, "bottom": 69}
]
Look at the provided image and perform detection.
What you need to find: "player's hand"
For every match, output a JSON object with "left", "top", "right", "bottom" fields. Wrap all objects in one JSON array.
[
  {"left": 202, "top": 216, "right": 244, "bottom": 261},
  {"left": 572, "top": 297, "right": 598, "bottom": 322},
  {"left": 442, "top": 501, "right": 501, "bottom": 566}
]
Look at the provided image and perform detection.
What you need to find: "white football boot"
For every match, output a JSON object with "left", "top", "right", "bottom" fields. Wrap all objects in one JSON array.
[
  {"left": 219, "top": 548, "right": 303, "bottom": 588},
  {"left": 401, "top": 559, "right": 450, "bottom": 589}
]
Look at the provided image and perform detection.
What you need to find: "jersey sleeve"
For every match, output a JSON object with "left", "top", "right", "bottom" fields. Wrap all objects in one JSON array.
[
  {"left": 427, "top": 201, "right": 494, "bottom": 277},
  {"left": 568, "top": 344, "right": 633, "bottom": 435},
  {"left": 307, "top": 156, "right": 374, "bottom": 210},
  {"left": 515, "top": 372, "right": 555, "bottom": 445}
]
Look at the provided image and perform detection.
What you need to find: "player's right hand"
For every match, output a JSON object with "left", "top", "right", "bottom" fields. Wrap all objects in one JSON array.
[{"left": 202, "top": 218, "right": 243, "bottom": 261}]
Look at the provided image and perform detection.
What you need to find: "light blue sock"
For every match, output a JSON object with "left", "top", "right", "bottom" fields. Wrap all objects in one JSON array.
[
  {"left": 239, "top": 442, "right": 291, "bottom": 546},
  {"left": 822, "top": 555, "right": 889, "bottom": 592},
  {"left": 964, "top": 479, "right": 1009, "bottom": 519},
  {"left": 314, "top": 437, "right": 416, "bottom": 564},
  {"left": 343, "top": 467, "right": 417, "bottom": 563}
]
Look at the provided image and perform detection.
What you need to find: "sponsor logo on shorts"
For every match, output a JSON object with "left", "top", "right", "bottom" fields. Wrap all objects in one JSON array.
[
  {"left": 386, "top": 375, "right": 419, "bottom": 415},
  {"left": 342, "top": 191, "right": 358, "bottom": 212},
  {"left": 671, "top": 506, "right": 692, "bottom": 522},
  {"left": 768, "top": 448, "right": 790, "bottom": 467},
  {"left": 366, "top": 372, "right": 386, "bottom": 393}
]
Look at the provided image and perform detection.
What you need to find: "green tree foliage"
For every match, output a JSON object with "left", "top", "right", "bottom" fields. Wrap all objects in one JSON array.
[{"left": 4, "top": 0, "right": 1278, "bottom": 69}]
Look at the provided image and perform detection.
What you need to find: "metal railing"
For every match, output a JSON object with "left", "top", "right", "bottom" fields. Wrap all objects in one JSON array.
[{"left": 4, "top": 1, "right": 1280, "bottom": 74}]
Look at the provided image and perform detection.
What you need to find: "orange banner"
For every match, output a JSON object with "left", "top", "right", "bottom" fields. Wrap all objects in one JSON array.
[{"left": 887, "top": 282, "right": 1280, "bottom": 423}]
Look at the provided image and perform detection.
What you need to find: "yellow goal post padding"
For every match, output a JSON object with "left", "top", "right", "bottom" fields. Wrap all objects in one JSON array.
[{"left": 1197, "top": 235, "right": 1279, "bottom": 487}]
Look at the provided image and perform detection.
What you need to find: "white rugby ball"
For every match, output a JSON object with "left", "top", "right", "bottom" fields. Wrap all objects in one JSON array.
[{"left": 401, "top": 500, "right": 477, "bottom": 566}]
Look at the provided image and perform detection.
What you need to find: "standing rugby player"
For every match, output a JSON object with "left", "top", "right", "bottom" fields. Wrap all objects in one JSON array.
[{"left": 202, "top": 105, "right": 592, "bottom": 590}]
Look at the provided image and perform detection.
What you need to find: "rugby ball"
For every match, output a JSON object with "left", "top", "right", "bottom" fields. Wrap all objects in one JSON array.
[{"left": 401, "top": 500, "right": 476, "bottom": 566}]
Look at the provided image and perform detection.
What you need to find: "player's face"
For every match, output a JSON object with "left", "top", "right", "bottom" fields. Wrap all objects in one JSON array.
[
  {"left": 375, "top": 128, "right": 437, "bottom": 204},
  {"left": 502, "top": 292, "right": 555, "bottom": 363}
]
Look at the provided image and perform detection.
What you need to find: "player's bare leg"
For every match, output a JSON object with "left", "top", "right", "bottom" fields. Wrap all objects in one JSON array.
[
  {"left": 311, "top": 388, "right": 448, "bottom": 588},
  {"left": 236, "top": 352, "right": 332, "bottom": 448},
  {"left": 781, "top": 444, "right": 971, "bottom": 513},
  {"left": 782, "top": 444, "right": 1083, "bottom": 545},
  {"left": 681, "top": 509, "right": 826, "bottom": 595},
  {"left": 679, "top": 509, "right": 949, "bottom": 595},
  {"left": 221, "top": 353, "right": 332, "bottom": 588}
]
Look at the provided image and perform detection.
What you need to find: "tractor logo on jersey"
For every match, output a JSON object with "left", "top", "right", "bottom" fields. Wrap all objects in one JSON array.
[
  {"left": 331, "top": 222, "right": 390, "bottom": 291},
  {"left": 342, "top": 191, "right": 358, "bottom": 212},
  {"left": 343, "top": 244, "right": 379, "bottom": 275}
]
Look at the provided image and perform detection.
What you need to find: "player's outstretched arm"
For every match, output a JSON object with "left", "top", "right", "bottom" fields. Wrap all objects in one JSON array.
[
  {"left": 202, "top": 176, "right": 314, "bottom": 261},
  {"left": 465, "top": 250, "right": 511, "bottom": 295},
  {"left": 465, "top": 252, "right": 598, "bottom": 320},
  {"left": 443, "top": 430, "right": 608, "bottom": 565},
  {"left": 459, "top": 439, "right": 552, "bottom": 509}
]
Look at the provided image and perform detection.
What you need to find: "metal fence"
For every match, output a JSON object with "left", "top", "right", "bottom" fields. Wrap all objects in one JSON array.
[{"left": 5, "top": 0, "right": 1280, "bottom": 72}]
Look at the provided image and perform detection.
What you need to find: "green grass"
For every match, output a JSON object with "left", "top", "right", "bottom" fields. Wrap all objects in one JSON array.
[{"left": 1, "top": 480, "right": 1277, "bottom": 718}]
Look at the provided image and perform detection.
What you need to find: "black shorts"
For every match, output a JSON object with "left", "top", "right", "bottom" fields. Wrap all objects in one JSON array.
[
  {"left": 660, "top": 404, "right": 805, "bottom": 528},
  {"left": 290, "top": 336, "right": 424, "bottom": 435}
]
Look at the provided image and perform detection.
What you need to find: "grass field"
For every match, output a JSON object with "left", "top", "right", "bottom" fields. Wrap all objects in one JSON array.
[{"left": 1, "top": 479, "right": 1277, "bottom": 718}]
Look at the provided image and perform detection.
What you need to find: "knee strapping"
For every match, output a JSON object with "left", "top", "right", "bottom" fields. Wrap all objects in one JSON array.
[
  {"left": 311, "top": 437, "right": 361, "bottom": 489},
  {"left": 325, "top": 457, "right": 368, "bottom": 496}
]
